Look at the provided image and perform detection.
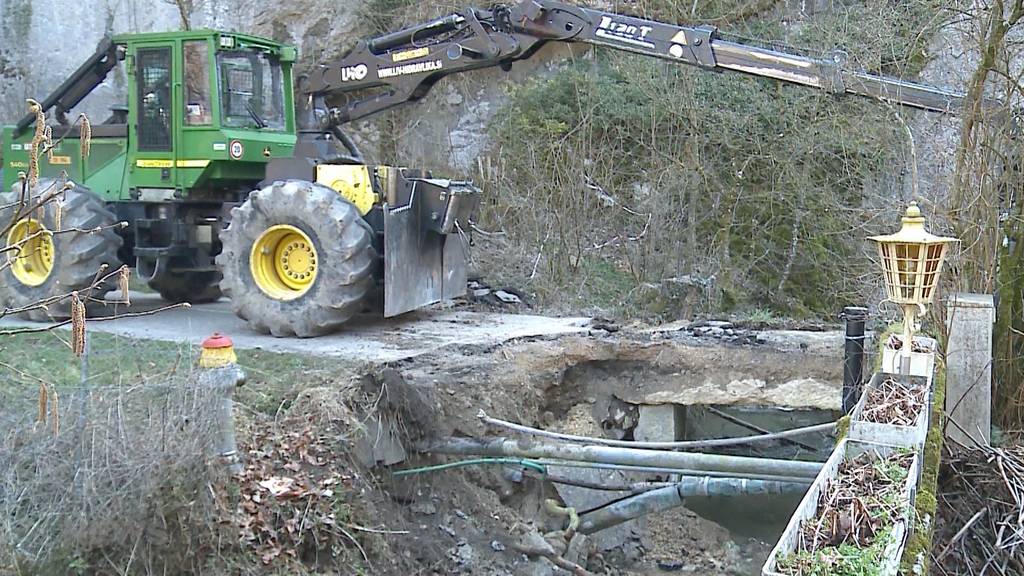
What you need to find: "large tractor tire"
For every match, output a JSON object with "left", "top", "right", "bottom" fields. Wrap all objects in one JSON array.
[
  {"left": 148, "top": 264, "right": 223, "bottom": 304},
  {"left": 0, "top": 180, "right": 123, "bottom": 321},
  {"left": 217, "top": 180, "right": 377, "bottom": 337}
]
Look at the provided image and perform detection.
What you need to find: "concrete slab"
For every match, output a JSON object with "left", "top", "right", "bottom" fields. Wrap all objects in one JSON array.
[
  {"left": 0, "top": 292, "right": 592, "bottom": 363},
  {"left": 635, "top": 404, "right": 684, "bottom": 442}
]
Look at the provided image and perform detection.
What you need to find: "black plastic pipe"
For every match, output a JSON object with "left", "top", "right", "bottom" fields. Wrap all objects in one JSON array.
[{"left": 841, "top": 306, "right": 869, "bottom": 413}]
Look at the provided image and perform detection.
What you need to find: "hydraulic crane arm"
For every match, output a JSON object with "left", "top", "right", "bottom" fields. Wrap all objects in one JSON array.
[
  {"left": 309, "top": 0, "right": 967, "bottom": 128},
  {"left": 13, "top": 40, "right": 124, "bottom": 138}
]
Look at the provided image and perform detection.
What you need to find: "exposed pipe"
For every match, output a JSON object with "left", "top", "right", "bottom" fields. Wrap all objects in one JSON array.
[
  {"left": 478, "top": 410, "right": 836, "bottom": 450},
  {"left": 842, "top": 306, "right": 869, "bottom": 413},
  {"left": 576, "top": 477, "right": 806, "bottom": 534},
  {"left": 419, "top": 437, "right": 823, "bottom": 478},
  {"left": 535, "top": 459, "right": 814, "bottom": 485}
]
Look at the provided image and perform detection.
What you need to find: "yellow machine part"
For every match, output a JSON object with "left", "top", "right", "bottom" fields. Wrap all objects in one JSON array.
[
  {"left": 250, "top": 224, "right": 319, "bottom": 301},
  {"left": 6, "top": 218, "right": 54, "bottom": 287},
  {"left": 316, "top": 164, "right": 377, "bottom": 215}
]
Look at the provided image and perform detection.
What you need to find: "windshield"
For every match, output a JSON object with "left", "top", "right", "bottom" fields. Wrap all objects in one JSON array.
[{"left": 217, "top": 49, "right": 285, "bottom": 130}]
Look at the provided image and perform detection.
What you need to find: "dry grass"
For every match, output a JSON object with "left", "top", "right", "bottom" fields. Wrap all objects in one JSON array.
[{"left": 0, "top": 375, "right": 227, "bottom": 574}]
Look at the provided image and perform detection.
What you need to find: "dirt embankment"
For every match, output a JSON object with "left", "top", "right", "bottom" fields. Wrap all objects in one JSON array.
[{"left": 269, "top": 327, "right": 845, "bottom": 575}]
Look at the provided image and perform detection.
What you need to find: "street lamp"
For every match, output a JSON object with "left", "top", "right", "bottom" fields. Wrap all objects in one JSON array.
[{"left": 869, "top": 201, "right": 958, "bottom": 374}]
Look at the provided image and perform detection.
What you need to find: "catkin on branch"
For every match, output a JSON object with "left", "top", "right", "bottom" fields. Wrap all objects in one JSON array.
[
  {"left": 118, "top": 266, "right": 131, "bottom": 306},
  {"left": 38, "top": 383, "right": 48, "bottom": 424},
  {"left": 43, "top": 125, "right": 53, "bottom": 162},
  {"left": 71, "top": 292, "right": 86, "bottom": 357},
  {"left": 50, "top": 387, "right": 59, "bottom": 436},
  {"left": 26, "top": 99, "right": 45, "bottom": 191},
  {"left": 79, "top": 114, "right": 91, "bottom": 159}
]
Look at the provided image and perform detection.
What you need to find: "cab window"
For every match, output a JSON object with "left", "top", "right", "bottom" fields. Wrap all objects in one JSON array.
[
  {"left": 183, "top": 41, "right": 212, "bottom": 125},
  {"left": 217, "top": 49, "right": 285, "bottom": 131}
]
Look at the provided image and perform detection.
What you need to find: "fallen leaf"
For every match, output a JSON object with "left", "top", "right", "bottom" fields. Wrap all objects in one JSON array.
[{"left": 259, "top": 476, "right": 297, "bottom": 497}]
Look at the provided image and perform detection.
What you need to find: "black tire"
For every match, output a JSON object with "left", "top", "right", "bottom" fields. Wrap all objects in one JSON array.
[
  {"left": 216, "top": 180, "right": 376, "bottom": 337},
  {"left": 0, "top": 180, "right": 123, "bottom": 321},
  {"left": 148, "top": 269, "right": 223, "bottom": 304}
]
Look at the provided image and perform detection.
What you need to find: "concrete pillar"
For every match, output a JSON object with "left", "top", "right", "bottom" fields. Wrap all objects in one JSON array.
[
  {"left": 945, "top": 293, "right": 995, "bottom": 446},
  {"left": 635, "top": 404, "right": 685, "bottom": 442}
]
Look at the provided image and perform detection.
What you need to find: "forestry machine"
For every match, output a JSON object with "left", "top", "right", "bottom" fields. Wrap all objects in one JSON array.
[{"left": 0, "top": 1, "right": 967, "bottom": 336}]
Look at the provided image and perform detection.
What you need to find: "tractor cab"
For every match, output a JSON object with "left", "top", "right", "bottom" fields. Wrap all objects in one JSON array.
[
  {"left": 2, "top": 31, "right": 297, "bottom": 200},
  {"left": 0, "top": 31, "right": 299, "bottom": 308}
]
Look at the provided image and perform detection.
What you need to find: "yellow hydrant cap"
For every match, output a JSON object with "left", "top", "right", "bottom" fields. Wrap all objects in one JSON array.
[{"left": 199, "top": 332, "right": 237, "bottom": 368}]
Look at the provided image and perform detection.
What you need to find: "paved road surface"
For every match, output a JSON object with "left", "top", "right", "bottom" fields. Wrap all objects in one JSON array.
[{"left": 0, "top": 292, "right": 592, "bottom": 363}]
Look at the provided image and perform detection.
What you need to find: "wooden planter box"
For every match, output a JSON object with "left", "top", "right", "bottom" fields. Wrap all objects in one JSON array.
[
  {"left": 849, "top": 372, "right": 931, "bottom": 449},
  {"left": 761, "top": 439, "right": 920, "bottom": 576}
]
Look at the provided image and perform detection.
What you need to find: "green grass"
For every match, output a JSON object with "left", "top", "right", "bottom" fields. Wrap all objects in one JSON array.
[{"left": 0, "top": 331, "right": 360, "bottom": 414}]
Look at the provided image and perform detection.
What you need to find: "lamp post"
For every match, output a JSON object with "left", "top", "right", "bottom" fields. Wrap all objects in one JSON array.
[{"left": 869, "top": 202, "right": 958, "bottom": 375}]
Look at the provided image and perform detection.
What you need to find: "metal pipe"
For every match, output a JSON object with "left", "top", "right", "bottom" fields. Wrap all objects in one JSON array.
[
  {"left": 420, "top": 437, "right": 823, "bottom": 478},
  {"left": 578, "top": 484, "right": 683, "bottom": 534},
  {"left": 577, "top": 477, "right": 805, "bottom": 534},
  {"left": 478, "top": 410, "right": 836, "bottom": 450},
  {"left": 535, "top": 459, "right": 814, "bottom": 485},
  {"left": 842, "top": 306, "right": 869, "bottom": 413}
]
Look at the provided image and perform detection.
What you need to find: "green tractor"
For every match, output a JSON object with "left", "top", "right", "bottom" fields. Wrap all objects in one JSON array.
[{"left": 1, "top": 30, "right": 478, "bottom": 337}]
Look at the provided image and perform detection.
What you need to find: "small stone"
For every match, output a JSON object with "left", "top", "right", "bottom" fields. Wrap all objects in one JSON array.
[
  {"left": 438, "top": 524, "right": 457, "bottom": 538},
  {"left": 473, "top": 288, "right": 491, "bottom": 297},
  {"left": 446, "top": 91, "right": 464, "bottom": 106},
  {"left": 494, "top": 290, "right": 521, "bottom": 304},
  {"left": 490, "top": 540, "right": 506, "bottom": 552},
  {"left": 454, "top": 509, "right": 468, "bottom": 520},
  {"left": 411, "top": 501, "right": 437, "bottom": 515},
  {"left": 657, "top": 559, "right": 686, "bottom": 571}
]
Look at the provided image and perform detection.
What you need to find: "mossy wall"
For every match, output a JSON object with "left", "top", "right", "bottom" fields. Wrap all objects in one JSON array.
[
  {"left": 900, "top": 357, "right": 945, "bottom": 574},
  {"left": 475, "top": 0, "right": 950, "bottom": 319}
]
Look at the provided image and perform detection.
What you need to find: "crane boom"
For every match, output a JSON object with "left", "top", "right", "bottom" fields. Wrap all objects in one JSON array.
[{"left": 308, "top": 0, "right": 966, "bottom": 128}]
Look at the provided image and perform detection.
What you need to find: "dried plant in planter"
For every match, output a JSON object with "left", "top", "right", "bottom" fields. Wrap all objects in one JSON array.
[
  {"left": 778, "top": 449, "right": 916, "bottom": 576},
  {"left": 859, "top": 377, "right": 927, "bottom": 426},
  {"left": 885, "top": 334, "right": 933, "bottom": 353}
]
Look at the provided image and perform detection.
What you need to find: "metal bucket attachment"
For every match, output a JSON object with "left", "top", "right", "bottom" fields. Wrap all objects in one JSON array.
[{"left": 383, "top": 178, "right": 479, "bottom": 317}]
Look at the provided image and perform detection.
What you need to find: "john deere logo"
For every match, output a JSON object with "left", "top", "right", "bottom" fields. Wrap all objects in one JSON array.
[{"left": 229, "top": 140, "right": 244, "bottom": 160}]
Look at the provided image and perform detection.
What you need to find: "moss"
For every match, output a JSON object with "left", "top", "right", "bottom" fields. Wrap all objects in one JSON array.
[
  {"left": 899, "top": 359, "right": 946, "bottom": 575},
  {"left": 835, "top": 414, "right": 851, "bottom": 440}
]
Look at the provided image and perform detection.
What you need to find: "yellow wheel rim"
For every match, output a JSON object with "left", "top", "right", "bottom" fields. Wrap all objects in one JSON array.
[
  {"left": 250, "top": 224, "right": 319, "bottom": 300},
  {"left": 6, "top": 218, "right": 54, "bottom": 287}
]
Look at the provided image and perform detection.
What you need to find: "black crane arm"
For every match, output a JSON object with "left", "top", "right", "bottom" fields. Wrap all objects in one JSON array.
[
  {"left": 308, "top": 0, "right": 967, "bottom": 128},
  {"left": 13, "top": 40, "right": 125, "bottom": 138}
]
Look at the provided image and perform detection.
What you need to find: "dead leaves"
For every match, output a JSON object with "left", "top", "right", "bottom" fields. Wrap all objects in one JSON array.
[
  {"left": 800, "top": 451, "right": 914, "bottom": 552},
  {"left": 859, "top": 377, "right": 927, "bottom": 426},
  {"left": 224, "top": 420, "right": 365, "bottom": 568}
]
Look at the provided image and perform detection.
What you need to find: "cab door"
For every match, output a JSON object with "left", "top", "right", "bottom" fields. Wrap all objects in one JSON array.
[{"left": 129, "top": 43, "right": 178, "bottom": 195}]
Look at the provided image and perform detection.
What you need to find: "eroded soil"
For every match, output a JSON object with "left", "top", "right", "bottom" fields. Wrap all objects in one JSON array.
[{"left": 239, "top": 323, "right": 845, "bottom": 575}]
